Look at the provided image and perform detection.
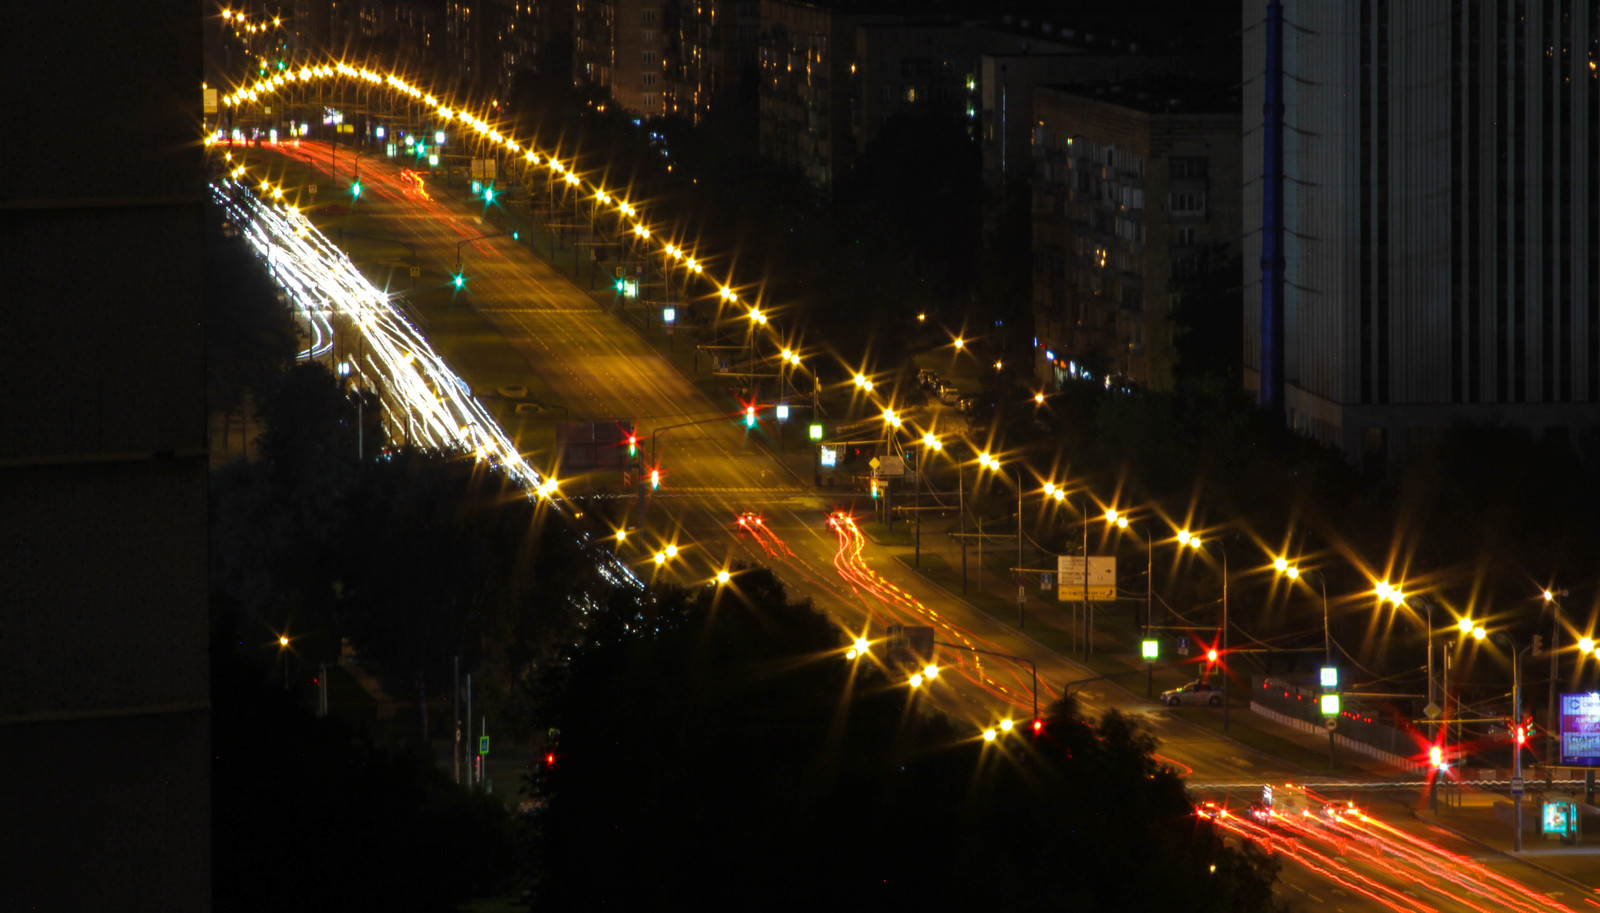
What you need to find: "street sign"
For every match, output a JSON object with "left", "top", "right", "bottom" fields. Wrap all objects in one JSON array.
[
  {"left": 869, "top": 457, "right": 880, "bottom": 469},
  {"left": 479, "top": 735, "right": 490, "bottom": 755},
  {"left": 409, "top": 266, "right": 421, "bottom": 277},
  {"left": 1177, "top": 636, "right": 1192, "bottom": 656},
  {"left": 1056, "top": 555, "right": 1116, "bottom": 602},
  {"left": 1324, "top": 718, "right": 1337, "bottom": 731},
  {"left": 877, "top": 455, "right": 904, "bottom": 476},
  {"left": 1017, "top": 585, "right": 1025, "bottom": 602},
  {"left": 1040, "top": 572, "right": 1053, "bottom": 590},
  {"left": 1510, "top": 776, "right": 1525, "bottom": 796},
  {"left": 1423, "top": 701, "right": 1442, "bottom": 720},
  {"left": 308, "top": 184, "right": 319, "bottom": 194}
]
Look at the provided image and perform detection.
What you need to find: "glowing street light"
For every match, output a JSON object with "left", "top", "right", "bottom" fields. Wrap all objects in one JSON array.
[
  {"left": 715, "top": 569, "right": 731, "bottom": 584},
  {"left": 1458, "top": 617, "right": 1474, "bottom": 634}
]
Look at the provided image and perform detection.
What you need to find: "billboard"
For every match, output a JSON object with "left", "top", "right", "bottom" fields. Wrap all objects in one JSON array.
[{"left": 1559, "top": 692, "right": 1600, "bottom": 766}]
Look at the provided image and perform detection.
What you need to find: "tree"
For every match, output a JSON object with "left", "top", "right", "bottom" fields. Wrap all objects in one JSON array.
[
  {"left": 211, "top": 624, "right": 511, "bottom": 913},
  {"left": 529, "top": 568, "right": 1283, "bottom": 911}
]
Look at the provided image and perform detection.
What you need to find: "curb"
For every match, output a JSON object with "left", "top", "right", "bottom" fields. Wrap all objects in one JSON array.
[{"left": 1408, "top": 807, "right": 1598, "bottom": 894}]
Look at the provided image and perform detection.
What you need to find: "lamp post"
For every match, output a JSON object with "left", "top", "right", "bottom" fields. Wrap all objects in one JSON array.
[
  {"left": 1107, "top": 510, "right": 1154, "bottom": 697},
  {"left": 975, "top": 452, "right": 1023, "bottom": 628},
  {"left": 1488, "top": 631, "right": 1530, "bottom": 852},
  {"left": 1545, "top": 588, "right": 1568, "bottom": 760},
  {"left": 913, "top": 432, "right": 945, "bottom": 568},
  {"left": 1179, "top": 530, "right": 1228, "bottom": 730},
  {"left": 1277, "top": 560, "right": 1334, "bottom": 764}
]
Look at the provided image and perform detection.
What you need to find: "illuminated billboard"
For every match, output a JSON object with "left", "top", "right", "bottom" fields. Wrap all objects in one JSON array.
[{"left": 1559, "top": 693, "right": 1600, "bottom": 766}]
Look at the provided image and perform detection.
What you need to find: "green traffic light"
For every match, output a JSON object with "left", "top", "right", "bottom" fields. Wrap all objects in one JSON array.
[
  {"left": 351, "top": 181, "right": 361, "bottom": 198},
  {"left": 453, "top": 274, "right": 464, "bottom": 288},
  {"left": 484, "top": 187, "right": 495, "bottom": 202}
]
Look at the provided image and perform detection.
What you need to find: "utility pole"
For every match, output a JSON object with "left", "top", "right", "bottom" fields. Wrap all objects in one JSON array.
[{"left": 453, "top": 656, "right": 461, "bottom": 785}]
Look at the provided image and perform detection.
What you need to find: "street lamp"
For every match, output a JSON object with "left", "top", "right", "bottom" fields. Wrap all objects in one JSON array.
[
  {"left": 977, "top": 452, "right": 1025, "bottom": 629},
  {"left": 1178, "top": 529, "right": 1229, "bottom": 730},
  {"left": 1543, "top": 587, "right": 1570, "bottom": 760},
  {"left": 1106, "top": 508, "right": 1154, "bottom": 696},
  {"left": 911, "top": 431, "right": 944, "bottom": 567},
  {"left": 1487, "top": 630, "right": 1533, "bottom": 852}
]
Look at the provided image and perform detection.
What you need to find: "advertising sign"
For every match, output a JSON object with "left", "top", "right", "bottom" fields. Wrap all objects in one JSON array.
[{"left": 1559, "top": 693, "right": 1600, "bottom": 766}]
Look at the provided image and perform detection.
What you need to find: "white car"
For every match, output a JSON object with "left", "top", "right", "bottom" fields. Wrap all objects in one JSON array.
[{"left": 1161, "top": 680, "right": 1222, "bottom": 707}]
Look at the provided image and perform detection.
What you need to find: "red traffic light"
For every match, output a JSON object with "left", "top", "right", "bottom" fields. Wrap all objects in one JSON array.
[
  {"left": 545, "top": 752, "right": 556, "bottom": 766},
  {"left": 1429, "top": 745, "right": 1443, "bottom": 767},
  {"left": 1514, "top": 725, "right": 1526, "bottom": 745},
  {"left": 1032, "top": 719, "right": 1043, "bottom": 734},
  {"left": 1206, "top": 648, "right": 1219, "bottom": 663}
]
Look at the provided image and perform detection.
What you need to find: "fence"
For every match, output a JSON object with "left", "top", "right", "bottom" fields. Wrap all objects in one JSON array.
[{"left": 1253, "top": 675, "right": 1419, "bottom": 759}]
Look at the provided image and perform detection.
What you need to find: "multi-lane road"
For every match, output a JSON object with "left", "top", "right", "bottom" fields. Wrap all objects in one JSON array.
[{"left": 228, "top": 140, "right": 1595, "bottom": 912}]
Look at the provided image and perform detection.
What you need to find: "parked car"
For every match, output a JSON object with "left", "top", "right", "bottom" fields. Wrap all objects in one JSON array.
[
  {"left": 1160, "top": 680, "right": 1222, "bottom": 707},
  {"left": 917, "top": 369, "right": 940, "bottom": 391},
  {"left": 937, "top": 383, "right": 960, "bottom": 405}
]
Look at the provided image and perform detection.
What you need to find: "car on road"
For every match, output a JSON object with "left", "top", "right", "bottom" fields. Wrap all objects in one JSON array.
[
  {"left": 1160, "top": 680, "right": 1222, "bottom": 707},
  {"left": 735, "top": 511, "right": 766, "bottom": 532},
  {"left": 937, "top": 383, "right": 960, "bottom": 405},
  {"left": 825, "top": 510, "right": 854, "bottom": 531}
]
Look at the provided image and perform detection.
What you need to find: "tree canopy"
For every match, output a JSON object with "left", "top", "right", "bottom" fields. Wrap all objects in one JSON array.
[{"left": 529, "top": 567, "right": 1282, "bottom": 911}]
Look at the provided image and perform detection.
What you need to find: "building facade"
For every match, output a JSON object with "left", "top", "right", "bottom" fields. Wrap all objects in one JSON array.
[
  {"left": 575, "top": 0, "right": 668, "bottom": 116},
  {"left": 1243, "top": 0, "right": 1600, "bottom": 464},
  {"left": 1032, "top": 83, "right": 1241, "bottom": 390}
]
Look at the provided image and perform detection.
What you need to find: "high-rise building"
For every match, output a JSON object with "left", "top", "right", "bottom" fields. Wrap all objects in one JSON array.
[
  {"left": 575, "top": 0, "right": 669, "bottom": 117},
  {"left": 665, "top": 0, "right": 760, "bottom": 123},
  {"left": 1243, "top": 0, "right": 1600, "bottom": 465},
  {"left": 1032, "top": 80, "right": 1241, "bottom": 390},
  {"left": 5, "top": 3, "right": 208, "bottom": 908}
]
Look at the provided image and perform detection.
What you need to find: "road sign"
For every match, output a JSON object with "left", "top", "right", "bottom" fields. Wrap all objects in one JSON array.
[
  {"left": 1510, "top": 776, "right": 1525, "bottom": 796},
  {"left": 869, "top": 457, "right": 880, "bottom": 469},
  {"left": 1177, "top": 636, "right": 1192, "bottom": 656},
  {"left": 479, "top": 735, "right": 490, "bottom": 755},
  {"left": 1017, "top": 585, "right": 1025, "bottom": 602},
  {"left": 877, "top": 455, "right": 904, "bottom": 476},
  {"left": 409, "top": 266, "right": 421, "bottom": 277},
  {"left": 1040, "top": 572, "right": 1053, "bottom": 590},
  {"left": 308, "top": 184, "right": 319, "bottom": 194},
  {"left": 1423, "top": 701, "right": 1442, "bottom": 720},
  {"left": 1056, "top": 555, "right": 1116, "bottom": 602},
  {"left": 1324, "top": 718, "right": 1337, "bottom": 731}
]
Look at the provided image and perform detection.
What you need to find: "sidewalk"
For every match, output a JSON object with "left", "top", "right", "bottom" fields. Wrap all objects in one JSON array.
[{"left": 1412, "top": 786, "right": 1600, "bottom": 891}]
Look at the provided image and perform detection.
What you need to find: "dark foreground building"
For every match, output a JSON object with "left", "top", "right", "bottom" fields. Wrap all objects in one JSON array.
[{"left": 1, "top": 3, "right": 209, "bottom": 909}]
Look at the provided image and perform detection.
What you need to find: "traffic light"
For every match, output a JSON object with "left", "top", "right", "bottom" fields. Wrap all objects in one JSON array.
[
  {"left": 745, "top": 406, "right": 756, "bottom": 428},
  {"left": 1515, "top": 724, "right": 1527, "bottom": 745},
  {"left": 351, "top": 180, "right": 362, "bottom": 199},
  {"left": 484, "top": 186, "right": 495, "bottom": 203},
  {"left": 1532, "top": 634, "right": 1544, "bottom": 657},
  {"left": 871, "top": 479, "right": 880, "bottom": 499},
  {"left": 1429, "top": 745, "right": 1444, "bottom": 767},
  {"left": 628, "top": 435, "right": 638, "bottom": 457},
  {"left": 453, "top": 273, "right": 464, "bottom": 288},
  {"left": 1206, "top": 648, "right": 1219, "bottom": 663},
  {"left": 650, "top": 469, "right": 660, "bottom": 490},
  {"left": 615, "top": 277, "right": 626, "bottom": 294}
]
